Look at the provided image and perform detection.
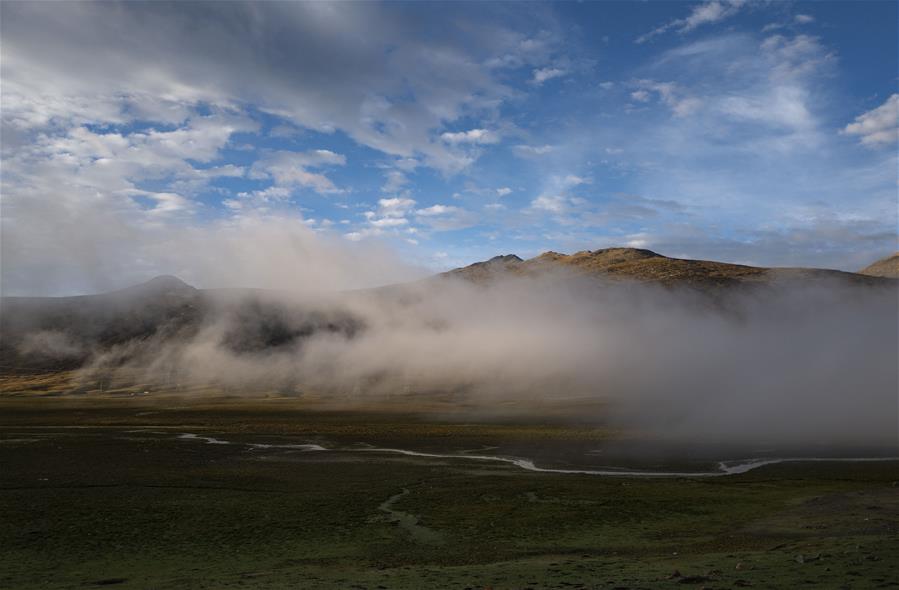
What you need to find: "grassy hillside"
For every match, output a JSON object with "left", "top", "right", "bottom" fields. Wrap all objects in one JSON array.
[{"left": 446, "top": 247, "right": 886, "bottom": 287}]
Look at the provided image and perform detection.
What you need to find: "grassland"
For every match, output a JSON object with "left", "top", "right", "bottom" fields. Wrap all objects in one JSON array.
[{"left": 1, "top": 395, "right": 897, "bottom": 589}]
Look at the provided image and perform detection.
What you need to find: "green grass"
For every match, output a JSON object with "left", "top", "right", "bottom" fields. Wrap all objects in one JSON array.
[{"left": 1, "top": 400, "right": 897, "bottom": 589}]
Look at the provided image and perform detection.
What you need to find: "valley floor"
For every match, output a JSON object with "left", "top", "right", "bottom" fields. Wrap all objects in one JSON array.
[{"left": 1, "top": 396, "right": 897, "bottom": 589}]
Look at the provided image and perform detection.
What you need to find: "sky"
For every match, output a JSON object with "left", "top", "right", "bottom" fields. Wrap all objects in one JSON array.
[{"left": 1, "top": 0, "right": 897, "bottom": 295}]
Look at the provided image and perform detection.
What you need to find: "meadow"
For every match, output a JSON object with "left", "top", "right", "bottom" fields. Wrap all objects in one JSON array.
[{"left": 1, "top": 394, "right": 897, "bottom": 589}]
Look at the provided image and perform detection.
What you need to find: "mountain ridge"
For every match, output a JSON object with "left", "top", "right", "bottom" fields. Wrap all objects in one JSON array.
[
  {"left": 444, "top": 247, "right": 885, "bottom": 287},
  {"left": 3, "top": 247, "right": 893, "bottom": 302},
  {"left": 0, "top": 247, "right": 894, "bottom": 379}
]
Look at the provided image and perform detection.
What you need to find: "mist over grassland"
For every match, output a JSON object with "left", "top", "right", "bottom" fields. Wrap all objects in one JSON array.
[{"left": 3, "top": 219, "right": 895, "bottom": 450}]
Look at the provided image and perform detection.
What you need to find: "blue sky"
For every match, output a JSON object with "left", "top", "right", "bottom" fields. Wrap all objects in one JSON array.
[{"left": 1, "top": 1, "right": 896, "bottom": 294}]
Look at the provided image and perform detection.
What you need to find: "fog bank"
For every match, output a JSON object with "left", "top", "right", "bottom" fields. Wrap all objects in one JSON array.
[
  {"left": 71, "top": 269, "right": 899, "bottom": 448},
  {"left": 4, "top": 215, "right": 896, "bottom": 448}
]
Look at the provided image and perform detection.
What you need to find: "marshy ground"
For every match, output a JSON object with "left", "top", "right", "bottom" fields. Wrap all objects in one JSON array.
[{"left": 1, "top": 394, "right": 897, "bottom": 589}]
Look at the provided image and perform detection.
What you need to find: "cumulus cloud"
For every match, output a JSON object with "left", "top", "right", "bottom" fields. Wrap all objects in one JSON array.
[
  {"left": 368, "top": 216, "right": 409, "bottom": 228},
  {"left": 249, "top": 149, "right": 347, "bottom": 194},
  {"left": 1, "top": 1, "right": 893, "bottom": 291},
  {"left": 0, "top": 110, "right": 270, "bottom": 294},
  {"left": 378, "top": 197, "right": 417, "bottom": 218},
  {"left": 228, "top": 187, "right": 294, "bottom": 211},
  {"left": 381, "top": 169, "right": 409, "bottom": 193},
  {"left": 843, "top": 94, "right": 899, "bottom": 147},
  {"left": 350, "top": 197, "right": 421, "bottom": 241},
  {"left": 417, "top": 204, "right": 459, "bottom": 216},
  {"left": 0, "top": 2, "right": 542, "bottom": 173}
]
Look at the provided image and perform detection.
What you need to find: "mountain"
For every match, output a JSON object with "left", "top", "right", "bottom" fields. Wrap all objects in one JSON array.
[
  {"left": 1, "top": 250, "right": 894, "bottom": 378},
  {"left": 442, "top": 254, "right": 524, "bottom": 282},
  {"left": 0, "top": 276, "right": 205, "bottom": 372},
  {"left": 858, "top": 253, "right": 899, "bottom": 278},
  {"left": 0, "top": 276, "right": 361, "bottom": 375},
  {"left": 445, "top": 247, "right": 881, "bottom": 287}
]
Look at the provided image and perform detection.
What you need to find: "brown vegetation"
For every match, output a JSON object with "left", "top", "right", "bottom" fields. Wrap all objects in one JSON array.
[{"left": 859, "top": 252, "right": 899, "bottom": 278}]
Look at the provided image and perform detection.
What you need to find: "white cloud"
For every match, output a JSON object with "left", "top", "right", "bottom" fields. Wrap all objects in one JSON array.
[
  {"left": 0, "top": 112, "right": 259, "bottom": 287},
  {"left": 232, "top": 186, "right": 293, "bottom": 211},
  {"left": 531, "top": 194, "right": 569, "bottom": 214},
  {"left": 351, "top": 196, "right": 418, "bottom": 239},
  {"left": 637, "top": 0, "right": 747, "bottom": 43},
  {"left": 843, "top": 94, "right": 898, "bottom": 147},
  {"left": 496, "top": 187, "right": 512, "bottom": 197},
  {"left": 561, "top": 175, "right": 590, "bottom": 187},
  {"left": 417, "top": 204, "right": 459, "bottom": 216},
  {"left": 531, "top": 67, "right": 567, "bottom": 85},
  {"left": 0, "top": 2, "right": 542, "bottom": 174},
  {"left": 381, "top": 169, "right": 409, "bottom": 193},
  {"left": 631, "top": 80, "right": 702, "bottom": 117},
  {"left": 369, "top": 217, "right": 409, "bottom": 228},
  {"left": 760, "top": 34, "right": 833, "bottom": 80},
  {"left": 794, "top": 14, "right": 815, "bottom": 24},
  {"left": 440, "top": 128, "right": 500, "bottom": 145},
  {"left": 415, "top": 204, "right": 475, "bottom": 230},
  {"left": 631, "top": 90, "right": 651, "bottom": 103},
  {"left": 377, "top": 197, "right": 417, "bottom": 218},
  {"left": 249, "top": 150, "right": 346, "bottom": 194},
  {"left": 138, "top": 191, "right": 193, "bottom": 216},
  {"left": 394, "top": 157, "right": 419, "bottom": 171}
]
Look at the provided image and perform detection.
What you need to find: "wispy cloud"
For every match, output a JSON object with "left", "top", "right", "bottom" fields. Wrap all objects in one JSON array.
[
  {"left": 249, "top": 150, "right": 347, "bottom": 195},
  {"left": 843, "top": 94, "right": 899, "bottom": 147},
  {"left": 531, "top": 67, "right": 567, "bottom": 85},
  {"left": 637, "top": 0, "right": 748, "bottom": 44},
  {"left": 512, "top": 144, "right": 555, "bottom": 157}
]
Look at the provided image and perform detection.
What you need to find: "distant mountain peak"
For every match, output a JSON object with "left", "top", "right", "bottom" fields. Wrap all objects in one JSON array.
[
  {"left": 537, "top": 247, "right": 662, "bottom": 260},
  {"left": 109, "top": 275, "right": 197, "bottom": 298},
  {"left": 486, "top": 254, "right": 523, "bottom": 263}
]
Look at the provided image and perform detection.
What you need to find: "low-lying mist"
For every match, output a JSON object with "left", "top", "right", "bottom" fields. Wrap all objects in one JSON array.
[
  {"left": 68, "top": 269, "right": 897, "bottom": 449},
  {"left": 4, "top": 216, "right": 897, "bottom": 449}
]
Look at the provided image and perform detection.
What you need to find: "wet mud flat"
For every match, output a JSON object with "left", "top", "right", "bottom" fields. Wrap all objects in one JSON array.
[{"left": 1, "top": 398, "right": 898, "bottom": 589}]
